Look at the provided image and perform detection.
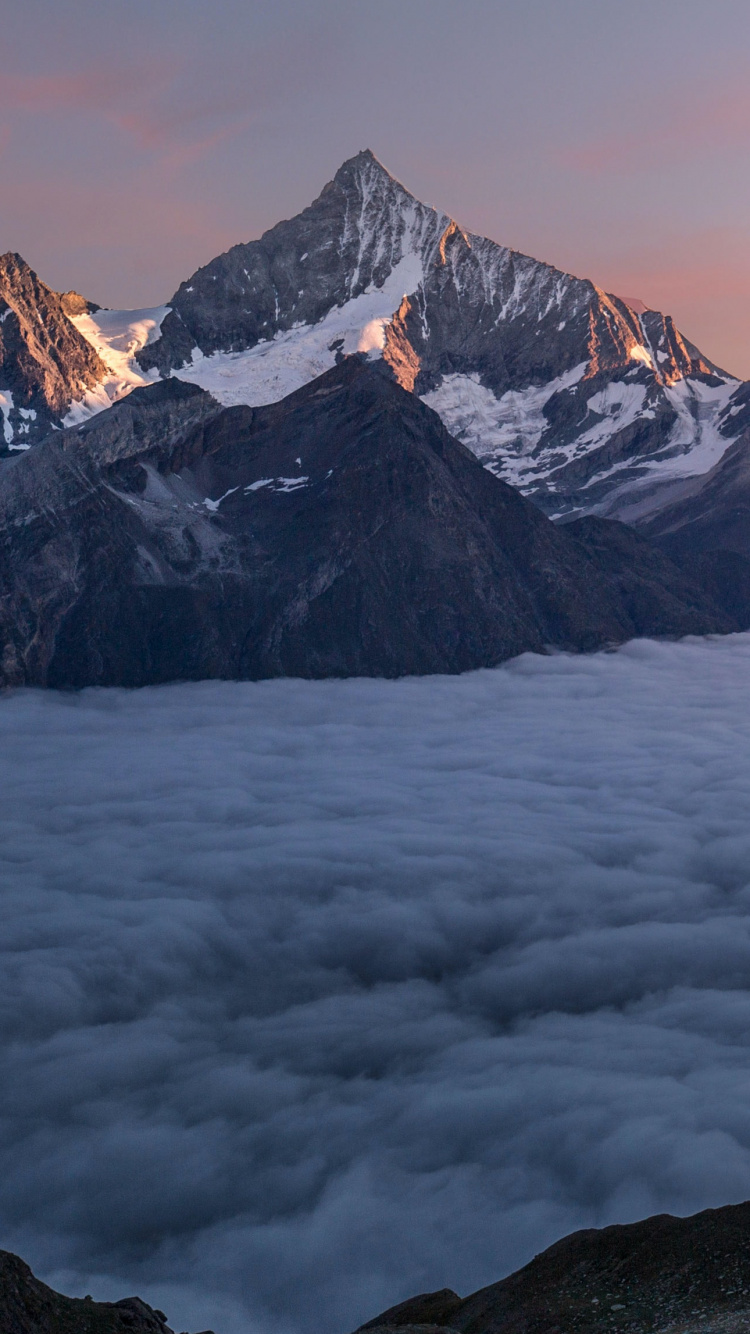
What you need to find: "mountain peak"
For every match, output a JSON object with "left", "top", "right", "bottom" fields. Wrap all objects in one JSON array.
[
  {"left": 331, "top": 147, "right": 405, "bottom": 194},
  {"left": 337, "top": 147, "right": 386, "bottom": 171},
  {"left": 0, "top": 251, "right": 36, "bottom": 288}
]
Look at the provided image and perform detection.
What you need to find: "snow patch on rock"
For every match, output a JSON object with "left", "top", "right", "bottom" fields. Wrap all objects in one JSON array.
[
  {"left": 422, "top": 365, "right": 587, "bottom": 487},
  {"left": 64, "top": 306, "right": 168, "bottom": 426},
  {"left": 173, "top": 252, "right": 425, "bottom": 408},
  {"left": 0, "top": 390, "right": 14, "bottom": 444},
  {"left": 423, "top": 366, "right": 743, "bottom": 507}
]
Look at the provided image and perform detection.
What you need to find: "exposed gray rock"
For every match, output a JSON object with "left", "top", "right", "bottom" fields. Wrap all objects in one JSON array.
[
  {"left": 138, "top": 151, "right": 739, "bottom": 519},
  {"left": 137, "top": 151, "right": 450, "bottom": 374},
  {"left": 0, "top": 360, "right": 738, "bottom": 690}
]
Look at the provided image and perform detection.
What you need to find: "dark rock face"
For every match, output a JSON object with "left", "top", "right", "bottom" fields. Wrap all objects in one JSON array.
[
  {"left": 0, "top": 359, "right": 738, "bottom": 690},
  {"left": 137, "top": 151, "right": 737, "bottom": 519},
  {"left": 0, "top": 1248, "right": 212, "bottom": 1334},
  {"left": 635, "top": 427, "right": 750, "bottom": 557},
  {"left": 0, "top": 253, "right": 108, "bottom": 449},
  {"left": 357, "top": 1200, "right": 750, "bottom": 1334}
]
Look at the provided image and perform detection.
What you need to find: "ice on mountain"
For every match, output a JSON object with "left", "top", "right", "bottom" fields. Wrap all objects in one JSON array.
[
  {"left": 62, "top": 306, "right": 168, "bottom": 427},
  {"left": 0, "top": 390, "right": 14, "bottom": 443},
  {"left": 60, "top": 151, "right": 744, "bottom": 520},
  {"left": 172, "top": 250, "right": 426, "bottom": 408},
  {"left": 203, "top": 486, "right": 240, "bottom": 511},
  {"left": 630, "top": 344, "right": 656, "bottom": 370},
  {"left": 422, "top": 364, "right": 588, "bottom": 486}
]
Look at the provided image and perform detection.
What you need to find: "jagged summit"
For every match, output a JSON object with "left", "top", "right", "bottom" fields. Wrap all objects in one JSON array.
[
  {"left": 328, "top": 148, "right": 433, "bottom": 212},
  {"left": 3, "top": 153, "right": 747, "bottom": 525},
  {"left": 135, "top": 147, "right": 451, "bottom": 377},
  {"left": 130, "top": 151, "right": 741, "bottom": 519},
  {"left": 333, "top": 146, "right": 389, "bottom": 175}
]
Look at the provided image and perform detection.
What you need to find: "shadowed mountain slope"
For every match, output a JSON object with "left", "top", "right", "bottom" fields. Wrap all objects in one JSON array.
[
  {"left": 0, "top": 359, "right": 737, "bottom": 689},
  {"left": 633, "top": 421, "right": 750, "bottom": 558}
]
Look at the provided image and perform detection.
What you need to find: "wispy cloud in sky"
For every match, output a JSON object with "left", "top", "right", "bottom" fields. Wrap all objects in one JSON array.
[
  {"left": 0, "top": 63, "right": 255, "bottom": 161},
  {"left": 1, "top": 0, "right": 749, "bottom": 371},
  {"left": 564, "top": 81, "right": 750, "bottom": 173}
]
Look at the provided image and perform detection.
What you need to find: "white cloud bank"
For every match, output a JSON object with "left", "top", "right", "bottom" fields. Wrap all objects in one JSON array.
[{"left": 3, "top": 637, "right": 750, "bottom": 1333}]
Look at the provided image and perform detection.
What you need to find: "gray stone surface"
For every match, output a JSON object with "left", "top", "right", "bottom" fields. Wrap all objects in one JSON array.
[
  {"left": 0, "top": 361, "right": 739, "bottom": 689},
  {"left": 139, "top": 151, "right": 738, "bottom": 518}
]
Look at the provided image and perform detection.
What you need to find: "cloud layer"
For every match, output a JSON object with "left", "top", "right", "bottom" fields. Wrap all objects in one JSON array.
[{"left": 3, "top": 636, "right": 750, "bottom": 1333}]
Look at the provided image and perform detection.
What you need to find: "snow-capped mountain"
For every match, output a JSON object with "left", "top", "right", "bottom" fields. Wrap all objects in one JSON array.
[
  {"left": 130, "top": 150, "right": 743, "bottom": 520},
  {"left": 2, "top": 152, "right": 746, "bottom": 524}
]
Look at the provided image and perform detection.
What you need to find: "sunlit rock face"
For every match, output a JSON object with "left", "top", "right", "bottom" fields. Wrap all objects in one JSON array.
[
  {"left": 135, "top": 150, "right": 745, "bottom": 520},
  {"left": 0, "top": 251, "right": 107, "bottom": 450}
]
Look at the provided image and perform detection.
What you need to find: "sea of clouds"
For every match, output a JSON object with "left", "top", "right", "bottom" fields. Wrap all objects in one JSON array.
[{"left": 3, "top": 635, "right": 750, "bottom": 1334}]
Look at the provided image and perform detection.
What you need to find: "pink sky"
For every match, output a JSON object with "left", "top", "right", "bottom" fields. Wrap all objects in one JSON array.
[{"left": 2, "top": 0, "right": 750, "bottom": 376}]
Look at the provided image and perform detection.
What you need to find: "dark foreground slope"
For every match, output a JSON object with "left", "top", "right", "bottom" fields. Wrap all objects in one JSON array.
[
  {"left": 0, "top": 1249, "right": 210, "bottom": 1334},
  {"left": 358, "top": 1201, "right": 750, "bottom": 1334},
  {"left": 6, "top": 1200, "right": 750, "bottom": 1334},
  {"left": 0, "top": 357, "right": 739, "bottom": 689}
]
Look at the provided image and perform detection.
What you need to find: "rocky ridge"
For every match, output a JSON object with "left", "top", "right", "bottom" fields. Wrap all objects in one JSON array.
[
  {"left": 0, "top": 1248, "right": 212, "bottom": 1334},
  {"left": 6, "top": 1200, "right": 750, "bottom": 1334},
  {"left": 356, "top": 1200, "right": 750, "bottom": 1334},
  {"left": 0, "top": 360, "right": 739, "bottom": 689},
  {"left": 4, "top": 154, "right": 748, "bottom": 532},
  {"left": 132, "top": 150, "right": 743, "bottom": 521}
]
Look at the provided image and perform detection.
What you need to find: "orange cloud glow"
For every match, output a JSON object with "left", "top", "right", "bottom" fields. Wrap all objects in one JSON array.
[{"left": 564, "top": 83, "right": 750, "bottom": 173}]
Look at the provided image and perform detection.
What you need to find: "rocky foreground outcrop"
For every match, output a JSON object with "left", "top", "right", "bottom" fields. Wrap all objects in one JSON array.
[
  {"left": 6, "top": 1200, "right": 750, "bottom": 1334},
  {"left": 357, "top": 1200, "right": 750, "bottom": 1334},
  {"left": 0, "top": 1249, "right": 211, "bottom": 1334},
  {"left": 0, "top": 358, "right": 743, "bottom": 689}
]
